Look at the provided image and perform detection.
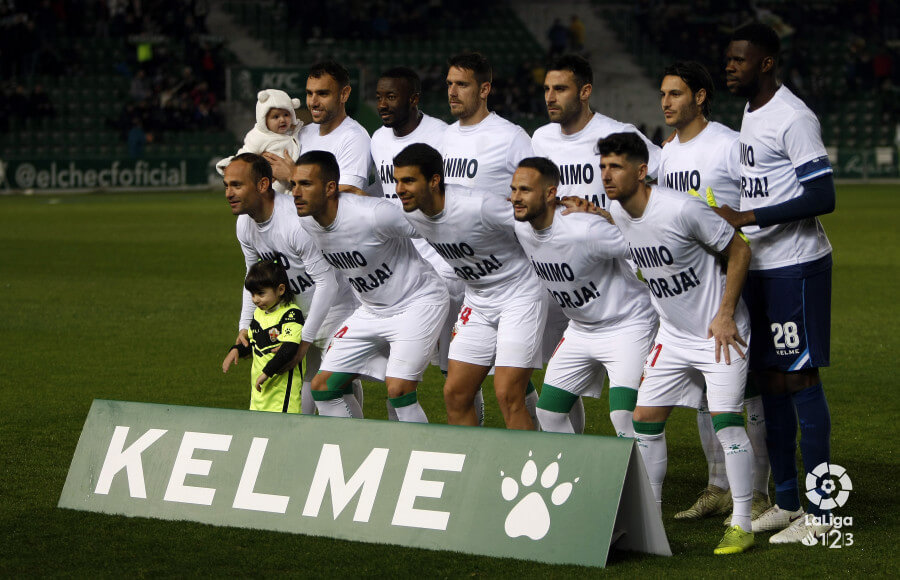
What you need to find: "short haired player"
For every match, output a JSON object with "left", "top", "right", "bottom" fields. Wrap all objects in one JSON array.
[
  {"left": 510, "top": 156, "right": 658, "bottom": 436},
  {"left": 394, "top": 143, "right": 547, "bottom": 430},
  {"left": 291, "top": 150, "right": 448, "bottom": 422},
  {"left": 596, "top": 132, "right": 756, "bottom": 555},
  {"left": 720, "top": 23, "right": 837, "bottom": 544}
]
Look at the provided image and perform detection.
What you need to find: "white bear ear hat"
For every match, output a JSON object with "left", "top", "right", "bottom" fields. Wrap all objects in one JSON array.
[{"left": 255, "top": 89, "right": 301, "bottom": 133}]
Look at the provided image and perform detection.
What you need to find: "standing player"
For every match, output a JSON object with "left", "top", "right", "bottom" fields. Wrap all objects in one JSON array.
[
  {"left": 510, "top": 157, "right": 658, "bottom": 436},
  {"left": 721, "top": 23, "right": 836, "bottom": 544},
  {"left": 220, "top": 153, "right": 362, "bottom": 417},
  {"left": 266, "top": 60, "right": 380, "bottom": 196},
  {"left": 369, "top": 67, "right": 468, "bottom": 407},
  {"left": 394, "top": 143, "right": 547, "bottom": 430},
  {"left": 291, "top": 150, "right": 449, "bottom": 422},
  {"left": 658, "top": 61, "right": 771, "bottom": 523},
  {"left": 598, "top": 132, "right": 756, "bottom": 555},
  {"left": 441, "top": 52, "right": 533, "bottom": 194},
  {"left": 532, "top": 54, "right": 661, "bottom": 211}
]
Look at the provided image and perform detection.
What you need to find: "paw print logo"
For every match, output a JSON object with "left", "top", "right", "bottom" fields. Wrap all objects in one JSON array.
[
  {"left": 749, "top": 413, "right": 760, "bottom": 424},
  {"left": 500, "top": 451, "right": 579, "bottom": 540}
]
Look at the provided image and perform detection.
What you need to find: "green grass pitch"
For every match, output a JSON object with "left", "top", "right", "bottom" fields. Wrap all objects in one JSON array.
[{"left": 1, "top": 185, "right": 898, "bottom": 577}]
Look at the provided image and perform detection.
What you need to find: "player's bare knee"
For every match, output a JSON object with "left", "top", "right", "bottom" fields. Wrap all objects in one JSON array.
[{"left": 785, "top": 368, "right": 821, "bottom": 393}]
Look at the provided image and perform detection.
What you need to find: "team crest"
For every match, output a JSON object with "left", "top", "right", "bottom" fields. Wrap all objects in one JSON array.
[{"left": 268, "top": 328, "right": 280, "bottom": 341}]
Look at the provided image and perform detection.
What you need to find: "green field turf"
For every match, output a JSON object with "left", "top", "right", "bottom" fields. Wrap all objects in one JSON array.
[{"left": 1, "top": 185, "right": 898, "bottom": 577}]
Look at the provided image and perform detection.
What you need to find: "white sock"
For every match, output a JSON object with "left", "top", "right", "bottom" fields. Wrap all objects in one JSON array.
[
  {"left": 393, "top": 400, "right": 428, "bottom": 423},
  {"left": 342, "top": 394, "right": 363, "bottom": 418},
  {"left": 386, "top": 399, "right": 399, "bottom": 421},
  {"left": 569, "top": 396, "right": 586, "bottom": 434},
  {"left": 536, "top": 408, "right": 574, "bottom": 433},
  {"left": 609, "top": 410, "right": 634, "bottom": 438},
  {"left": 716, "top": 425, "right": 754, "bottom": 532},
  {"left": 635, "top": 430, "right": 667, "bottom": 505},
  {"left": 744, "top": 396, "right": 770, "bottom": 496},
  {"left": 301, "top": 381, "right": 316, "bottom": 415},
  {"left": 525, "top": 388, "right": 540, "bottom": 431},
  {"left": 698, "top": 405, "right": 728, "bottom": 489},
  {"left": 315, "top": 397, "right": 352, "bottom": 417},
  {"left": 474, "top": 387, "right": 485, "bottom": 426},
  {"left": 352, "top": 378, "right": 364, "bottom": 408}
]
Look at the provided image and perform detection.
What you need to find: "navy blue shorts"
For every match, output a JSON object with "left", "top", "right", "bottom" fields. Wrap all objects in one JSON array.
[{"left": 743, "top": 254, "right": 832, "bottom": 372}]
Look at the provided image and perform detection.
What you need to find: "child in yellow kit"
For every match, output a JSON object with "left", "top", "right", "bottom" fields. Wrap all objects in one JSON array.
[{"left": 223, "top": 259, "right": 305, "bottom": 412}]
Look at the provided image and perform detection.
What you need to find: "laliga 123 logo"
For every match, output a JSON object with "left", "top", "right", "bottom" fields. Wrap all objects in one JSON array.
[
  {"left": 499, "top": 451, "right": 579, "bottom": 540},
  {"left": 806, "top": 462, "right": 852, "bottom": 510}
]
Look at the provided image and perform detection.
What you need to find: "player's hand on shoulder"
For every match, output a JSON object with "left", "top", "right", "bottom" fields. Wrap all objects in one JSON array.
[
  {"left": 560, "top": 196, "right": 614, "bottom": 224},
  {"left": 707, "top": 313, "right": 747, "bottom": 365}
]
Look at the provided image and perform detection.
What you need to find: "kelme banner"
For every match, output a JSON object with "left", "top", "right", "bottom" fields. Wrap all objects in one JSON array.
[{"left": 59, "top": 400, "right": 670, "bottom": 567}]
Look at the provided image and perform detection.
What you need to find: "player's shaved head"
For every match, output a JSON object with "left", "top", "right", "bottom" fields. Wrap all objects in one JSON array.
[
  {"left": 393, "top": 143, "right": 444, "bottom": 192},
  {"left": 596, "top": 133, "right": 649, "bottom": 166},
  {"left": 517, "top": 157, "right": 560, "bottom": 188},
  {"left": 731, "top": 23, "right": 781, "bottom": 61},
  {"left": 379, "top": 66, "right": 421, "bottom": 95},
  {"left": 296, "top": 150, "right": 340, "bottom": 188},
  {"left": 448, "top": 52, "right": 492, "bottom": 86},
  {"left": 662, "top": 61, "right": 714, "bottom": 118},
  {"left": 547, "top": 54, "right": 593, "bottom": 90},
  {"left": 232, "top": 152, "right": 274, "bottom": 190}
]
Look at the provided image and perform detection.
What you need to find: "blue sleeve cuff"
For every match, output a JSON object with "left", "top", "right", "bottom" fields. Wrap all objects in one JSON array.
[{"left": 795, "top": 156, "right": 833, "bottom": 183}]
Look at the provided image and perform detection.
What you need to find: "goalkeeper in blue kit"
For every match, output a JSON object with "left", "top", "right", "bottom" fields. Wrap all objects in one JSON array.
[{"left": 222, "top": 259, "right": 305, "bottom": 413}]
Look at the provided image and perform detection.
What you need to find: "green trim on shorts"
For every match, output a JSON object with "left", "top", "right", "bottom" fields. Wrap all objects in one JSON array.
[
  {"left": 536, "top": 384, "right": 578, "bottom": 413},
  {"left": 608, "top": 386, "right": 638, "bottom": 412},
  {"left": 526, "top": 380, "right": 536, "bottom": 395},
  {"left": 388, "top": 391, "right": 419, "bottom": 408},
  {"left": 633, "top": 420, "right": 666, "bottom": 435},
  {"left": 324, "top": 372, "right": 354, "bottom": 392},
  {"left": 311, "top": 388, "right": 344, "bottom": 401},
  {"left": 712, "top": 412, "right": 745, "bottom": 431}
]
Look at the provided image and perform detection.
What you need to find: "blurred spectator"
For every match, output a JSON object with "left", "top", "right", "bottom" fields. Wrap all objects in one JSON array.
[
  {"left": 127, "top": 117, "right": 146, "bottom": 158},
  {"left": 569, "top": 15, "right": 585, "bottom": 52},
  {"left": 547, "top": 18, "right": 568, "bottom": 58}
]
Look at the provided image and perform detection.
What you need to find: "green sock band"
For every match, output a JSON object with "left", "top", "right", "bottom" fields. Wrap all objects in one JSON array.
[
  {"left": 311, "top": 388, "right": 344, "bottom": 401},
  {"left": 633, "top": 420, "right": 666, "bottom": 435},
  {"left": 712, "top": 412, "right": 744, "bottom": 431},
  {"left": 388, "top": 391, "right": 419, "bottom": 408},
  {"left": 608, "top": 386, "right": 638, "bottom": 412},
  {"left": 536, "top": 384, "right": 577, "bottom": 413},
  {"left": 526, "top": 380, "right": 536, "bottom": 395}
]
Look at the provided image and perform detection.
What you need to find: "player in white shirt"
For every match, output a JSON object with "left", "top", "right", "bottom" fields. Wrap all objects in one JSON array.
[
  {"left": 291, "top": 150, "right": 449, "bottom": 423},
  {"left": 370, "top": 67, "right": 467, "bottom": 397},
  {"left": 532, "top": 54, "right": 661, "bottom": 211},
  {"left": 265, "top": 60, "right": 381, "bottom": 197},
  {"left": 220, "top": 153, "right": 362, "bottom": 417},
  {"left": 721, "top": 23, "right": 837, "bottom": 544},
  {"left": 393, "top": 143, "right": 547, "bottom": 430},
  {"left": 597, "top": 132, "right": 756, "bottom": 556},
  {"left": 658, "top": 61, "right": 771, "bottom": 522},
  {"left": 510, "top": 157, "right": 658, "bottom": 436},
  {"left": 442, "top": 52, "right": 533, "bottom": 195}
]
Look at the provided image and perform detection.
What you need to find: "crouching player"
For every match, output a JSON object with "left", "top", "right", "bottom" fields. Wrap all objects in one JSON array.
[
  {"left": 224, "top": 260, "right": 305, "bottom": 412},
  {"left": 292, "top": 150, "right": 449, "bottom": 421},
  {"left": 596, "top": 133, "right": 756, "bottom": 555},
  {"left": 510, "top": 157, "right": 658, "bottom": 436}
]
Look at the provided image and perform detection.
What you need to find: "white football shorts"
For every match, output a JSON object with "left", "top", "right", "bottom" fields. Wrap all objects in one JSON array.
[{"left": 637, "top": 324, "right": 749, "bottom": 413}]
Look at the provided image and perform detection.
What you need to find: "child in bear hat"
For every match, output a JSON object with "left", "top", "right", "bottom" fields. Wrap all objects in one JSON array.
[{"left": 217, "top": 89, "right": 302, "bottom": 193}]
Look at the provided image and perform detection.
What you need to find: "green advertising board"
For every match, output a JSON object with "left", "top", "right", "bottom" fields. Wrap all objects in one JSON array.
[
  {"left": 4, "top": 158, "right": 222, "bottom": 190},
  {"left": 59, "top": 400, "right": 670, "bottom": 568}
]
